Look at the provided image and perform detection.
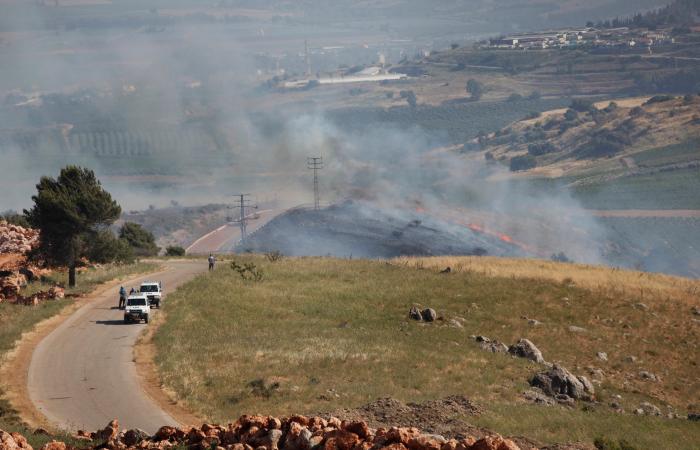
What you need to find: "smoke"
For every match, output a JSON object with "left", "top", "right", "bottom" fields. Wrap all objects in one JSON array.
[{"left": 0, "top": 2, "right": 609, "bottom": 266}]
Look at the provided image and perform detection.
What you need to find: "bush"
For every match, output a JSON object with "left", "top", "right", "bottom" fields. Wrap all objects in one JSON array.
[
  {"left": 399, "top": 90, "right": 417, "bottom": 107},
  {"left": 576, "top": 129, "right": 629, "bottom": 158},
  {"left": 119, "top": 222, "right": 159, "bottom": 257},
  {"left": 629, "top": 106, "right": 645, "bottom": 117},
  {"left": 593, "top": 437, "right": 639, "bottom": 450},
  {"left": 524, "top": 111, "right": 541, "bottom": 120},
  {"left": 1, "top": 210, "right": 30, "bottom": 228},
  {"left": 564, "top": 109, "right": 579, "bottom": 121},
  {"left": 507, "top": 93, "right": 524, "bottom": 102},
  {"left": 87, "top": 229, "right": 134, "bottom": 264},
  {"left": 528, "top": 142, "right": 557, "bottom": 156},
  {"left": 165, "top": 246, "right": 186, "bottom": 257},
  {"left": 509, "top": 154, "right": 537, "bottom": 171},
  {"left": 570, "top": 98, "right": 595, "bottom": 112},
  {"left": 644, "top": 95, "right": 674, "bottom": 105}
]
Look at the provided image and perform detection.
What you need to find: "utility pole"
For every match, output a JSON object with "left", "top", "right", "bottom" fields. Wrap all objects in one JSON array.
[
  {"left": 307, "top": 156, "right": 323, "bottom": 210},
  {"left": 305, "top": 39, "right": 311, "bottom": 77},
  {"left": 231, "top": 194, "right": 257, "bottom": 244}
]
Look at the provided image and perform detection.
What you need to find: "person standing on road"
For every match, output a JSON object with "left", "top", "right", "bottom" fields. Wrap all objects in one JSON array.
[
  {"left": 208, "top": 253, "right": 216, "bottom": 271},
  {"left": 119, "top": 286, "right": 127, "bottom": 309}
]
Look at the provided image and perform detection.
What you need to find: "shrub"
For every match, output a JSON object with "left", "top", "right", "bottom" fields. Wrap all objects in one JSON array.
[
  {"left": 524, "top": 126, "right": 546, "bottom": 142},
  {"left": 507, "top": 93, "right": 524, "bottom": 102},
  {"left": 593, "top": 437, "right": 639, "bottom": 450},
  {"left": 509, "top": 154, "right": 537, "bottom": 171},
  {"left": 564, "top": 109, "right": 579, "bottom": 121},
  {"left": 165, "top": 246, "right": 186, "bottom": 257},
  {"left": 528, "top": 142, "right": 557, "bottom": 156},
  {"left": 230, "top": 260, "right": 264, "bottom": 281},
  {"left": 119, "top": 222, "right": 159, "bottom": 257},
  {"left": 629, "top": 106, "right": 645, "bottom": 117},
  {"left": 570, "top": 98, "right": 595, "bottom": 112},
  {"left": 524, "top": 111, "right": 541, "bottom": 120},
  {"left": 88, "top": 229, "right": 134, "bottom": 264},
  {"left": 644, "top": 95, "right": 674, "bottom": 105},
  {"left": 1, "top": 210, "right": 30, "bottom": 228},
  {"left": 399, "top": 90, "right": 417, "bottom": 107}
]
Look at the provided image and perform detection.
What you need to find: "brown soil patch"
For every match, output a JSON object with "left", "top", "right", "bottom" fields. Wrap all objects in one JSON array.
[
  {"left": 134, "top": 312, "right": 202, "bottom": 429},
  {"left": 328, "top": 396, "right": 483, "bottom": 436}
]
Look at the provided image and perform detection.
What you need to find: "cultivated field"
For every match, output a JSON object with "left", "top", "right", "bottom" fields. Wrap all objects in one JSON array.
[{"left": 153, "top": 255, "right": 700, "bottom": 449}]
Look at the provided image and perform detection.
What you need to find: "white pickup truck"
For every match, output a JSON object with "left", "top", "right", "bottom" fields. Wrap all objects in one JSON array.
[
  {"left": 124, "top": 294, "right": 150, "bottom": 324},
  {"left": 139, "top": 281, "right": 162, "bottom": 308}
]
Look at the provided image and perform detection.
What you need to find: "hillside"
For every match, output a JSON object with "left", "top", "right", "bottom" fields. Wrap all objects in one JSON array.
[
  {"left": 152, "top": 255, "right": 700, "bottom": 449},
  {"left": 475, "top": 95, "right": 700, "bottom": 178}
]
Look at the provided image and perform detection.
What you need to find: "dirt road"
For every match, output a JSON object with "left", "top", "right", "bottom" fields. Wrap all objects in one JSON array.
[{"left": 27, "top": 260, "right": 206, "bottom": 433}]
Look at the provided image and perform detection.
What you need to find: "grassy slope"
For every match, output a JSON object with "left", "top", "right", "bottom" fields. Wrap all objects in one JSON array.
[
  {"left": 0, "top": 261, "right": 157, "bottom": 445},
  {"left": 154, "top": 255, "right": 700, "bottom": 449}
]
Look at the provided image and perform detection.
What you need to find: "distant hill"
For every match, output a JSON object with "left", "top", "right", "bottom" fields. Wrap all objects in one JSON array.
[{"left": 476, "top": 94, "right": 700, "bottom": 178}]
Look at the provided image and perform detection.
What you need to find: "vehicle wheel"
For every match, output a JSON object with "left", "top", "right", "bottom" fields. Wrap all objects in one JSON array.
[
  {"left": 124, "top": 318, "right": 130, "bottom": 324},
  {"left": 144, "top": 315, "right": 149, "bottom": 324}
]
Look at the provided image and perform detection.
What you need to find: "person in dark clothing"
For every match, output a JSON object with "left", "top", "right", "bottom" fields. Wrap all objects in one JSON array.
[
  {"left": 208, "top": 254, "right": 216, "bottom": 271},
  {"left": 119, "top": 286, "right": 127, "bottom": 309}
]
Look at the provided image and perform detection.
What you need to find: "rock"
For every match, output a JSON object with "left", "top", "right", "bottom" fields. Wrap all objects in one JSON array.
[
  {"left": 409, "top": 307, "right": 422, "bottom": 321},
  {"left": 407, "top": 434, "right": 446, "bottom": 450},
  {"left": 470, "top": 436, "right": 520, "bottom": 450},
  {"left": 479, "top": 340, "right": 508, "bottom": 354},
  {"left": 635, "top": 402, "right": 661, "bottom": 416},
  {"left": 284, "top": 422, "right": 312, "bottom": 450},
  {"left": 624, "top": 355, "right": 638, "bottom": 363},
  {"left": 508, "top": 338, "right": 545, "bottom": 364},
  {"left": 48, "top": 287, "right": 65, "bottom": 300},
  {"left": 386, "top": 428, "right": 421, "bottom": 446},
  {"left": 474, "top": 336, "right": 490, "bottom": 343},
  {"left": 567, "top": 325, "right": 587, "bottom": 333},
  {"left": 688, "top": 413, "right": 700, "bottom": 421},
  {"left": 421, "top": 308, "right": 437, "bottom": 322},
  {"left": 9, "top": 433, "right": 30, "bottom": 450},
  {"left": 154, "top": 426, "right": 179, "bottom": 442},
  {"left": 639, "top": 371, "right": 658, "bottom": 382},
  {"left": 530, "top": 364, "right": 594, "bottom": 401},
  {"left": 527, "top": 319, "right": 541, "bottom": 326},
  {"left": 341, "top": 421, "right": 371, "bottom": 439},
  {"left": 123, "top": 429, "right": 150, "bottom": 447},
  {"left": 577, "top": 376, "right": 595, "bottom": 395},
  {"left": 596, "top": 352, "right": 608, "bottom": 362},
  {"left": 448, "top": 319, "right": 463, "bottom": 328},
  {"left": 259, "top": 430, "right": 282, "bottom": 450},
  {"left": 692, "top": 306, "right": 700, "bottom": 316},
  {"left": 322, "top": 430, "right": 360, "bottom": 450},
  {"left": 39, "top": 442, "right": 65, "bottom": 450},
  {"left": 522, "top": 389, "right": 555, "bottom": 406},
  {"left": 95, "top": 419, "right": 119, "bottom": 442},
  {"left": 634, "top": 303, "right": 649, "bottom": 310}
]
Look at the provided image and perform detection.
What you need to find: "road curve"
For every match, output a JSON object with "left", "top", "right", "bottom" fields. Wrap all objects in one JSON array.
[{"left": 28, "top": 260, "right": 207, "bottom": 433}]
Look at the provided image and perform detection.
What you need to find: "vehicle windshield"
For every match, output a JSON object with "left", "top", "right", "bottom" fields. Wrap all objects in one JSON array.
[
  {"left": 127, "top": 298, "right": 147, "bottom": 306},
  {"left": 140, "top": 285, "right": 159, "bottom": 292}
]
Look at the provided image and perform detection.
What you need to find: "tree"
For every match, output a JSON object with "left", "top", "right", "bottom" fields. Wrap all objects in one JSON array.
[
  {"left": 87, "top": 229, "right": 134, "bottom": 264},
  {"left": 466, "top": 79, "right": 483, "bottom": 101},
  {"left": 165, "top": 245, "right": 186, "bottom": 257},
  {"left": 119, "top": 222, "right": 159, "bottom": 256},
  {"left": 25, "top": 166, "right": 121, "bottom": 287},
  {"left": 399, "top": 90, "right": 417, "bottom": 107}
]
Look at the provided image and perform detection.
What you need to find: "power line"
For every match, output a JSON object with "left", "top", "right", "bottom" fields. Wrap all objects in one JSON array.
[
  {"left": 307, "top": 156, "right": 323, "bottom": 210},
  {"left": 230, "top": 194, "right": 258, "bottom": 244}
]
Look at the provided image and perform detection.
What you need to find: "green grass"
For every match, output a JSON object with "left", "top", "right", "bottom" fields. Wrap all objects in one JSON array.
[
  {"left": 573, "top": 168, "right": 700, "bottom": 210},
  {"left": 0, "top": 261, "right": 159, "bottom": 442},
  {"left": 22, "top": 261, "right": 158, "bottom": 297},
  {"left": 631, "top": 140, "right": 700, "bottom": 168},
  {"left": 153, "top": 256, "right": 699, "bottom": 449}
]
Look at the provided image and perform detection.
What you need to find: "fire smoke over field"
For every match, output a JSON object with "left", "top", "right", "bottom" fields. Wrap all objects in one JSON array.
[{"left": 0, "top": 2, "right": 680, "bottom": 273}]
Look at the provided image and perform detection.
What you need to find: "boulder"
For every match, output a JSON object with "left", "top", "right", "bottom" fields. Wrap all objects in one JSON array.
[
  {"left": 48, "top": 287, "right": 65, "bottom": 300},
  {"left": 522, "top": 389, "right": 555, "bottom": 406},
  {"left": 0, "top": 431, "right": 20, "bottom": 450},
  {"left": 341, "top": 421, "right": 371, "bottom": 439},
  {"left": 95, "top": 419, "right": 120, "bottom": 442},
  {"left": 639, "top": 371, "right": 658, "bottom": 382},
  {"left": 470, "top": 436, "right": 520, "bottom": 450},
  {"left": 421, "top": 308, "right": 437, "bottom": 322},
  {"left": 480, "top": 341, "right": 508, "bottom": 354},
  {"left": 123, "top": 429, "right": 150, "bottom": 447},
  {"left": 530, "top": 364, "right": 594, "bottom": 401},
  {"left": 508, "top": 339, "right": 545, "bottom": 364},
  {"left": 322, "top": 430, "right": 360, "bottom": 450},
  {"left": 409, "top": 307, "right": 422, "bottom": 321},
  {"left": 386, "top": 428, "right": 422, "bottom": 446},
  {"left": 39, "top": 442, "right": 65, "bottom": 450},
  {"left": 567, "top": 325, "right": 587, "bottom": 333},
  {"left": 406, "top": 435, "right": 446, "bottom": 450},
  {"left": 635, "top": 402, "right": 661, "bottom": 416},
  {"left": 154, "top": 426, "right": 179, "bottom": 442}
]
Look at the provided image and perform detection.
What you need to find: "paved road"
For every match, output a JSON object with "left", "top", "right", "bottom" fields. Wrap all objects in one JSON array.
[
  {"left": 186, "top": 209, "right": 278, "bottom": 254},
  {"left": 28, "top": 260, "right": 207, "bottom": 433}
]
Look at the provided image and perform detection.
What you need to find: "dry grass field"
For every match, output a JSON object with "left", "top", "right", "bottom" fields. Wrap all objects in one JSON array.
[{"left": 153, "top": 255, "right": 700, "bottom": 449}]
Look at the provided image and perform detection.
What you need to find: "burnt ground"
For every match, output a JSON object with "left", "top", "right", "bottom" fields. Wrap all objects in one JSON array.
[
  {"left": 236, "top": 201, "right": 526, "bottom": 259},
  {"left": 324, "top": 396, "right": 588, "bottom": 450}
]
